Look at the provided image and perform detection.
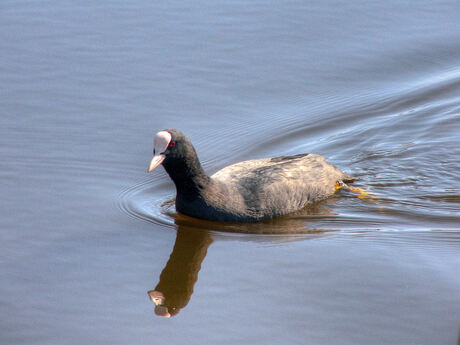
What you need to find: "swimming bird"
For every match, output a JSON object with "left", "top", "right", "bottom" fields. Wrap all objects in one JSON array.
[{"left": 148, "top": 129, "right": 354, "bottom": 222}]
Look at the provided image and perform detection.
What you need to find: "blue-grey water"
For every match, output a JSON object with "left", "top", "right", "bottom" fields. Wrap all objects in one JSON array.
[{"left": 1, "top": 1, "right": 460, "bottom": 344}]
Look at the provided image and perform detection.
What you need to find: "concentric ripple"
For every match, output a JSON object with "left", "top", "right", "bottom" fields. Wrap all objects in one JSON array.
[{"left": 118, "top": 176, "right": 176, "bottom": 228}]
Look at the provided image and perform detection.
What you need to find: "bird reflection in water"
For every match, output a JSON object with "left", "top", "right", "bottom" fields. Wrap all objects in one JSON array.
[
  {"left": 147, "top": 200, "right": 336, "bottom": 317},
  {"left": 148, "top": 226, "right": 212, "bottom": 317}
]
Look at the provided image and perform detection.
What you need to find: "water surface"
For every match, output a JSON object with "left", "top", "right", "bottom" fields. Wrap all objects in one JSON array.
[{"left": 1, "top": 1, "right": 459, "bottom": 344}]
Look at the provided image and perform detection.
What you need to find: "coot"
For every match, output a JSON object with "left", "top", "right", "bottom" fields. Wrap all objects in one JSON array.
[{"left": 148, "top": 129, "right": 354, "bottom": 222}]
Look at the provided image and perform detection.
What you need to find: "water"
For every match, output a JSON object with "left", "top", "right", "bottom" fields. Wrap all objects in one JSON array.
[{"left": 1, "top": 1, "right": 459, "bottom": 344}]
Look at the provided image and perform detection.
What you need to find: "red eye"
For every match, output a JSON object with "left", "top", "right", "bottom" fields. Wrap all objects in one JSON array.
[{"left": 169, "top": 141, "right": 175, "bottom": 148}]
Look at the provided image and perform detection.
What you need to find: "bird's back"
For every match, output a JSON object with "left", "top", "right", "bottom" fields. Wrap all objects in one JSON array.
[{"left": 211, "top": 153, "right": 352, "bottom": 220}]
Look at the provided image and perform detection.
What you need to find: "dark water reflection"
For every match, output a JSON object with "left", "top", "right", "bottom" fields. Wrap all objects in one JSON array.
[
  {"left": 148, "top": 227, "right": 213, "bottom": 317},
  {"left": 147, "top": 218, "right": 336, "bottom": 318}
]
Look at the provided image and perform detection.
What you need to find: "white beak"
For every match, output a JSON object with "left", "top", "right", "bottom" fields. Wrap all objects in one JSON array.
[
  {"left": 148, "top": 131, "right": 172, "bottom": 173},
  {"left": 148, "top": 154, "right": 165, "bottom": 172}
]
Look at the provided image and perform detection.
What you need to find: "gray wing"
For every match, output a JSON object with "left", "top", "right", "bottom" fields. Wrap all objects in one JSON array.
[{"left": 212, "top": 154, "right": 350, "bottom": 218}]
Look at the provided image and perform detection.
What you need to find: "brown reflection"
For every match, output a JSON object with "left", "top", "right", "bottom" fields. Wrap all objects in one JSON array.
[
  {"left": 148, "top": 226, "right": 212, "bottom": 317},
  {"left": 148, "top": 199, "right": 337, "bottom": 317}
]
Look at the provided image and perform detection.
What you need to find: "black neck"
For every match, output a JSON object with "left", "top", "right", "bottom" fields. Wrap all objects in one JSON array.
[{"left": 162, "top": 155, "right": 210, "bottom": 197}]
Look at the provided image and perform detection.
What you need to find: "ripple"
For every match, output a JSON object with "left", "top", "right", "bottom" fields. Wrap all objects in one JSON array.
[{"left": 118, "top": 176, "right": 176, "bottom": 228}]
